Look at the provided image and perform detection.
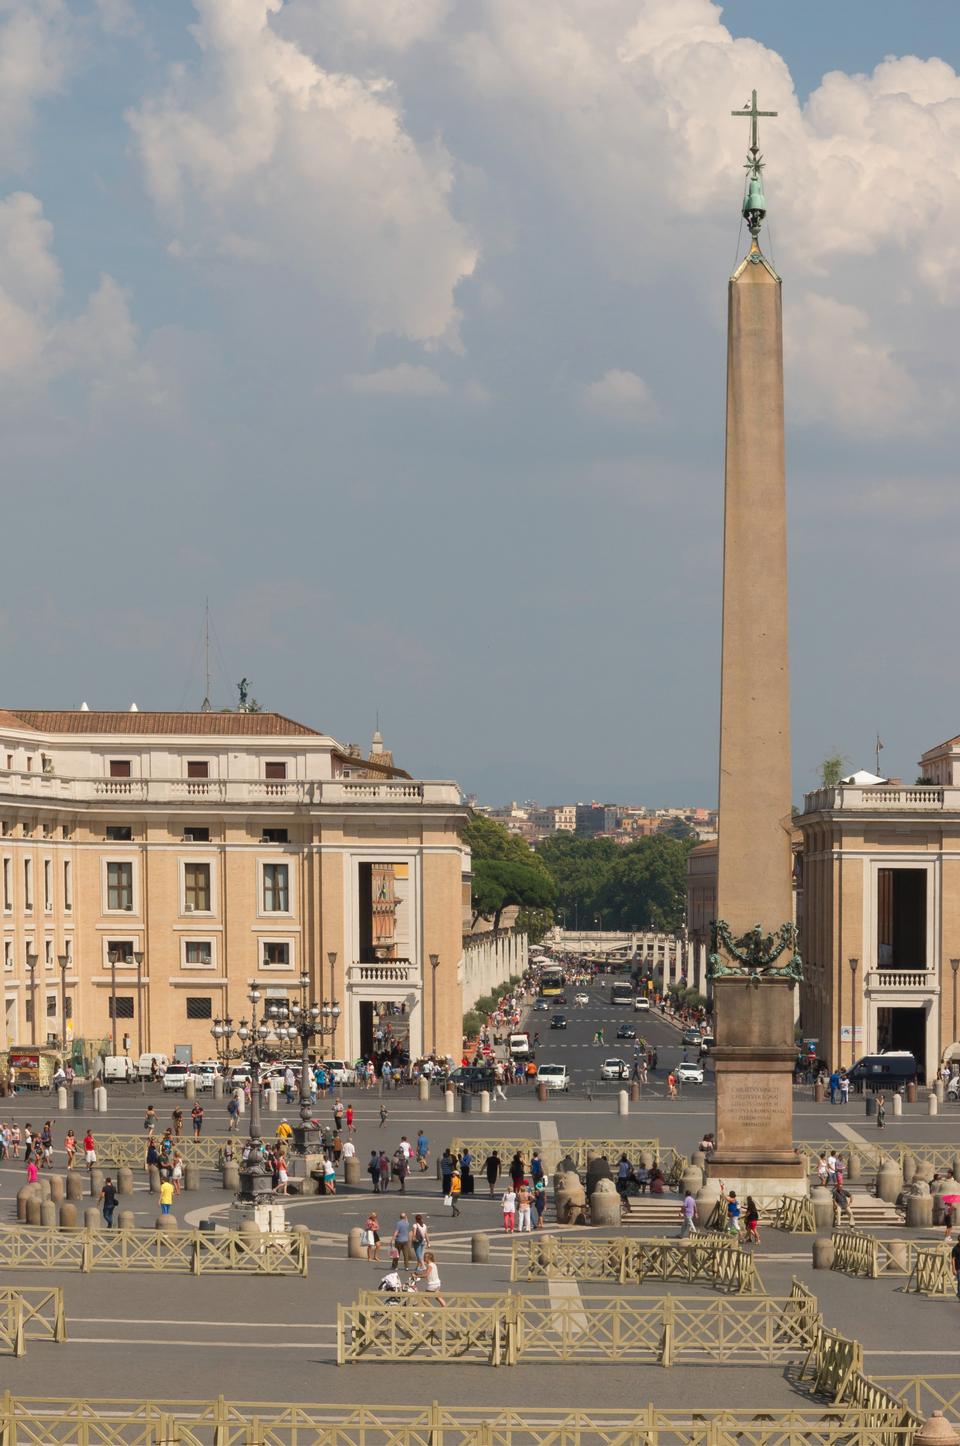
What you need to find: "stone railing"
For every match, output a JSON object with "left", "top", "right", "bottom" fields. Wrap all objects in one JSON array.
[
  {"left": 347, "top": 961, "right": 417, "bottom": 986},
  {"left": 803, "top": 785, "right": 947, "bottom": 813},
  {"left": 0, "top": 774, "right": 461, "bottom": 808},
  {"left": 866, "top": 969, "right": 937, "bottom": 992}
]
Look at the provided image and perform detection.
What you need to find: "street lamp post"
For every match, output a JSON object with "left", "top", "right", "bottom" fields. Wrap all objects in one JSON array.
[
  {"left": 211, "top": 981, "right": 274, "bottom": 1207},
  {"left": 133, "top": 951, "right": 144, "bottom": 1058},
  {"left": 268, "top": 974, "right": 340, "bottom": 1158},
  {"left": 430, "top": 953, "right": 440, "bottom": 1057},
  {"left": 25, "top": 952, "right": 38, "bottom": 1047},
  {"left": 327, "top": 952, "right": 338, "bottom": 1054},
  {"left": 57, "top": 953, "right": 69, "bottom": 1058},
  {"left": 107, "top": 950, "right": 120, "bottom": 1055},
  {"left": 849, "top": 957, "right": 859, "bottom": 1064},
  {"left": 951, "top": 959, "right": 960, "bottom": 1054}
]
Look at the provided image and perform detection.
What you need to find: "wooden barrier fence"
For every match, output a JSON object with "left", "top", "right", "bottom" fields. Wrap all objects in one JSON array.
[
  {"left": 906, "top": 1246, "right": 953, "bottom": 1297},
  {"left": 94, "top": 1134, "right": 233, "bottom": 1169},
  {"left": 510, "top": 1235, "right": 762, "bottom": 1293},
  {"left": 831, "top": 1231, "right": 928, "bottom": 1280},
  {"left": 0, "top": 1393, "right": 924, "bottom": 1445},
  {"left": 0, "top": 1225, "right": 307, "bottom": 1276},
  {"left": 874, "top": 1376, "right": 960, "bottom": 1422},
  {"left": 0, "top": 1288, "right": 67, "bottom": 1358}
]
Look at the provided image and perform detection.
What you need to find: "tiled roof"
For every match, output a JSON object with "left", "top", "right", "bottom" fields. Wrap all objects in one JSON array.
[{"left": 1, "top": 710, "right": 324, "bottom": 738}]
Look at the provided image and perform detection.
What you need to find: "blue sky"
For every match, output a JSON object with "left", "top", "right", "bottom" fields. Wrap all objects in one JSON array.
[{"left": 3, "top": 0, "right": 960, "bottom": 806}]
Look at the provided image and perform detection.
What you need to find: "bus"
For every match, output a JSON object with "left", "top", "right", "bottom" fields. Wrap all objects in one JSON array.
[
  {"left": 539, "top": 968, "right": 565, "bottom": 996},
  {"left": 611, "top": 981, "right": 634, "bottom": 1006}
]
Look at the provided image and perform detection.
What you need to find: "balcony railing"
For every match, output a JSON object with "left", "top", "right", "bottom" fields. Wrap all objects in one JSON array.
[
  {"left": 0, "top": 774, "right": 461, "bottom": 808},
  {"left": 865, "top": 969, "right": 937, "bottom": 992},
  {"left": 803, "top": 785, "right": 947, "bottom": 813},
  {"left": 347, "top": 960, "right": 418, "bottom": 986}
]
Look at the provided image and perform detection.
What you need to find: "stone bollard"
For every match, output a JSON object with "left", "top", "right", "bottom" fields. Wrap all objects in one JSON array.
[
  {"left": 902, "top": 1152, "right": 917, "bottom": 1185},
  {"left": 223, "top": 1164, "right": 240, "bottom": 1192},
  {"left": 347, "top": 1227, "right": 365, "bottom": 1259},
  {"left": 589, "top": 1180, "right": 621, "bottom": 1227},
  {"left": 25, "top": 1197, "right": 43, "bottom": 1226},
  {"left": 630, "top": 1081, "right": 640, "bottom": 1102},
  {"left": 472, "top": 1232, "right": 490, "bottom": 1264},
  {"left": 928, "top": 1091, "right": 939, "bottom": 1117},
  {"left": 444, "top": 1088, "right": 455, "bottom": 1114},
  {"left": 696, "top": 1182, "right": 721, "bottom": 1228},
  {"left": 37, "top": 1176, "right": 52, "bottom": 1201},
  {"left": 184, "top": 1164, "right": 200, "bottom": 1192},
  {"left": 418, "top": 1076, "right": 429, "bottom": 1102},
  {"left": 536, "top": 1082, "right": 547, "bottom": 1104},
  {"left": 936, "top": 1079, "right": 945, "bottom": 1103},
  {"left": 148, "top": 1165, "right": 161, "bottom": 1195},
  {"left": 893, "top": 1092, "right": 903, "bottom": 1117},
  {"left": 814, "top": 1082, "right": 824, "bottom": 1103},
  {"left": 907, "top": 1081, "right": 917, "bottom": 1104},
  {"left": 932, "top": 1184, "right": 951, "bottom": 1226},
  {"left": 480, "top": 1090, "right": 490, "bottom": 1114},
  {"left": 59, "top": 1201, "right": 78, "bottom": 1230},
  {"left": 94, "top": 1085, "right": 108, "bottom": 1112},
  {"left": 213, "top": 1076, "right": 224, "bottom": 1100},
  {"left": 876, "top": 1159, "right": 903, "bottom": 1204},
  {"left": 117, "top": 1166, "right": 134, "bottom": 1196},
  {"left": 812, "top": 1196, "right": 834, "bottom": 1233},
  {"left": 267, "top": 1088, "right": 278, "bottom": 1113},
  {"left": 184, "top": 1078, "right": 196, "bottom": 1101},
  {"left": 48, "top": 1174, "right": 65, "bottom": 1203},
  {"left": 690, "top": 1150, "right": 706, "bottom": 1171},
  {"left": 681, "top": 1165, "right": 703, "bottom": 1197},
  {"left": 846, "top": 1152, "right": 861, "bottom": 1184},
  {"left": 235, "top": 1090, "right": 246, "bottom": 1114},
  {"left": 89, "top": 1168, "right": 104, "bottom": 1198},
  {"left": 155, "top": 1214, "right": 178, "bottom": 1230},
  {"left": 57, "top": 1086, "right": 68, "bottom": 1110},
  {"left": 905, "top": 1195, "right": 934, "bottom": 1229},
  {"left": 915, "top": 1409, "right": 960, "bottom": 1444},
  {"left": 117, "top": 1210, "right": 135, "bottom": 1231},
  {"left": 40, "top": 1200, "right": 57, "bottom": 1229},
  {"left": 84, "top": 1207, "right": 101, "bottom": 1231},
  {"left": 885, "top": 1241, "right": 909, "bottom": 1273},
  {"left": 344, "top": 1158, "right": 361, "bottom": 1188},
  {"left": 66, "top": 1172, "right": 84, "bottom": 1202},
  {"left": 617, "top": 1089, "right": 629, "bottom": 1117},
  {"left": 812, "top": 1237, "right": 835, "bottom": 1269},
  {"left": 953, "top": 1157, "right": 960, "bottom": 1186}
]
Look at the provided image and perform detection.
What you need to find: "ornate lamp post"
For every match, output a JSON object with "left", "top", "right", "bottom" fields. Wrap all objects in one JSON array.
[
  {"left": 429, "top": 953, "right": 440, "bottom": 1058},
  {"left": 25, "top": 951, "right": 38, "bottom": 1047},
  {"left": 211, "top": 980, "right": 280, "bottom": 1208},
  {"left": 267, "top": 974, "right": 340, "bottom": 1157},
  {"left": 133, "top": 950, "right": 145, "bottom": 1058},
  {"left": 951, "top": 959, "right": 960, "bottom": 1056},
  {"left": 848, "top": 957, "right": 859, "bottom": 1063},
  {"left": 57, "top": 953, "right": 69, "bottom": 1056}
]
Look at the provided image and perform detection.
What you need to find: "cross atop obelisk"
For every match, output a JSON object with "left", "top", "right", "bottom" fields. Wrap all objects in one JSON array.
[{"left": 731, "top": 90, "right": 778, "bottom": 237}]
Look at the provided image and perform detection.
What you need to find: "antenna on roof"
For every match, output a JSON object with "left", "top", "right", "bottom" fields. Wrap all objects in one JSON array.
[{"left": 201, "top": 598, "right": 212, "bottom": 712}]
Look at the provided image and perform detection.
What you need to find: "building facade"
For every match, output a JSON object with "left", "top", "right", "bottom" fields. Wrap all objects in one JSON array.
[
  {"left": 0, "top": 709, "right": 467, "bottom": 1065},
  {"left": 798, "top": 744, "right": 960, "bottom": 1081}
]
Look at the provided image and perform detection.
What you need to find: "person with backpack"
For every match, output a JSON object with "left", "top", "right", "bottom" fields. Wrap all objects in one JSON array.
[{"left": 725, "top": 1191, "right": 741, "bottom": 1236}]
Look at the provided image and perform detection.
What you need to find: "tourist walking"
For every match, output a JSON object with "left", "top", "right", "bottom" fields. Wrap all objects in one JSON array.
[
  {"left": 191, "top": 1102, "right": 204, "bottom": 1138},
  {"left": 876, "top": 1092, "right": 886, "bottom": 1129},
  {"left": 679, "top": 1189, "right": 698, "bottom": 1238},
  {"left": 485, "top": 1150, "right": 501, "bottom": 1197},
  {"left": 99, "top": 1176, "right": 118, "bottom": 1228},
  {"left": 363, "top": 1210, "right": 381, "bottom": 1261},
  {"left": 744, "top": 1196, "right": 760, "bottom": 1246},
  {"left": 501, "top": 1186, "right": 517, "bottom": 1232},
  {"left": 392, "top": 1213, "right": 413, "bottom": 1266},
  {"left": 413, "top": 1213, "right": 429, "bottom": 1264},
  {"left": 159, "top": 1178, "right": 174, "bottom": 1216},
  {"left": 449, "top": 1167, "right": 462, "bottom": 1217},
  {"left": 368, "top": 1149, "right": 381, "bottom": 1192},
  {"left": 418, "top": 1250, "right": 447, "bottom": 1306},
  {"left": 517, "top": 1184, "right": 533, "bottom": 1232}
]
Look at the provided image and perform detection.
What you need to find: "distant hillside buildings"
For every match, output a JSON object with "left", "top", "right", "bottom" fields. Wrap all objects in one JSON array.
[{"left": 476, "top": 799, "right": 717, "bottom": 846}]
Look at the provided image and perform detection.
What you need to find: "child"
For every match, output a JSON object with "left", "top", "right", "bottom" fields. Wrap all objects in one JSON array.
[{"left": 744, "top": 1196, "right": 760, "bottom": 1247}]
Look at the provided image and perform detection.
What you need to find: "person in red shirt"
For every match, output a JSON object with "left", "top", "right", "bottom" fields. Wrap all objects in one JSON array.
[
  {"left": 83, "top": 1130, "right": 96, "bottom": 1168},
  {"left": 346, "top": 1104, "right": 355, "bottom": 1136}
]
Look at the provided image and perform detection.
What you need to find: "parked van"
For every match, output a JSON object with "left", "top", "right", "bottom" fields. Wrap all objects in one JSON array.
[
  {"left": 137, "top": 1052, "right": 169, "bottom": 1081},
  {"left": 848, "top": 1051, "right": 918, "bottom": 1090},
  {"left": 102, "top": 1055, "right": 136, "bottom": 1082}
]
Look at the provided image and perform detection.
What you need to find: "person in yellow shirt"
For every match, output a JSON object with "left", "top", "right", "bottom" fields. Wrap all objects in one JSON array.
[
  {"left": 159, "top": 1179, "right": 174, "bottom": 1216},
  {"left": 276, "top": 1120, "right": 293, "bottom": 1145}
]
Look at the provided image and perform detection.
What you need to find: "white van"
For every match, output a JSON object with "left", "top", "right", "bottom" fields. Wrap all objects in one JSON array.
[
  {"left": 536, "top": 1064, "right": 569, "bottom": 1092},
  {"left": 634, "top": 996, "right": 651, "bottom": 1012},
  {"left": 137, "top": 1052, "right": 169, "bottom": 1081},
  {"left": 102, "top": 1055, "right": 136, "bottom": 1082}
]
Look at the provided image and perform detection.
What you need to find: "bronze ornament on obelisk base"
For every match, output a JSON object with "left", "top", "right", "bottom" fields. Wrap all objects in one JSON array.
[{"left": 704, "top": 93, "right": 807, "bottom": 1201}]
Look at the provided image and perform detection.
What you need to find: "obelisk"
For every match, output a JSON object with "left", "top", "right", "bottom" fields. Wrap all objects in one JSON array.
[{"left": 705, "top": 93, "right": 806, "bottom": 1198}]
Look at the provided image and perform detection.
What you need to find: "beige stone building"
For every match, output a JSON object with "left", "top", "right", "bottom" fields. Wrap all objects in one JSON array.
[
  {"left": 0, "top": 709, "right": 468, "bottom": 1064},
  {"left": 798, "top": 736, "right": 960, "bottom": 1082}
]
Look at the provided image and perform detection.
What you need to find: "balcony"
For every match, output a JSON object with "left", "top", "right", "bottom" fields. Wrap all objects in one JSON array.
[
  {"left": 0, "top": 773, "right": 462, "bottom": 808},
  {"left": 347, "top": 960, "right": 418, "bottom": 987},
  {"left": 865, "top": 969, "right": 938, "bottom": 994},
  {"left": 803, "top": 785, "right": 947, "bottom": 813}
]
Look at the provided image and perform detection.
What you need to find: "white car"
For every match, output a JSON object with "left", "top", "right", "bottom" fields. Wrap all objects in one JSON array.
[
  {"left": 677, "top": 1061, "right": 704, "bottom": 1084},
  {"left": 191, "top": 1061, "right": 220, "bottom": 1091},
  {"left": 634, "top": 996, "right": 650, "bottom": 1012},
  {"left": 322, "top": 1060, "right": 355, "bottom": 1086},
  {"left": 600, "top": 1058, "right": 628, "bottom": 1081},
  {"left": 575, "top": 993, "right": 589, "bottom": 1006},
  {"left": 536, "top": 1064, "right": 569, "bottom": 1092},
  {"left": 162, "top": 1063, "right": 194, "bottom": 1092}
]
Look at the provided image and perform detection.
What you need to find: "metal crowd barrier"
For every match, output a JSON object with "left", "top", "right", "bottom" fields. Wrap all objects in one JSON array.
[
  {"left": 0, "top": 1226, "right": 307, "bottom": 1276},
  {"left": 510, "top": 1235, "right": 762, "bottom": 1293},
  {"left": 0, "top": 1288, "right": 67, "bottom": 1358}
]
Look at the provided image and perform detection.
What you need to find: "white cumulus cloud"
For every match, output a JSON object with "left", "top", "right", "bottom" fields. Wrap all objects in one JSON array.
[
  {"left": 346, "top": 363, "right": 449, "bottom": 396},
  {"left": 0, "top": 0, "right": 71, "bottom": 163},
  {"left": 582, "top": 369, "right": 658, "bottom": 423}
]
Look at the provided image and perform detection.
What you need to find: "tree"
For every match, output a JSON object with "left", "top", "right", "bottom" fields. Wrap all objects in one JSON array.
[
  {"left": 594, "top": 836, "right": 691, "bottom": 931},
  {"left": 462, "top": 815, "right": 556, "bottom": 932},
  {"left": 819, "top": 755, "right": 846, "bottom": 787}
]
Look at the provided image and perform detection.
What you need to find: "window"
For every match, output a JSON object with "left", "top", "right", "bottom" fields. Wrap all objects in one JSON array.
[
  {"left": 262, "top": 863, "right": 289, "bottom": 912},
  {"left": 25, "top": 756, "right": 32, "bottom": 772},
  {"left": 186, "top": 996, "right": 213, "bottom": 1019},
  {"left": 25, "top": 998, "right": 33, "bottom": 1024},
  {"left": 2, "top": 858, "right": 10, "bottom": 911},
  {"left": 1, "top": 822, "right": 9, "bottom": 836},
  {"left": 264, "top": 762, "right": 287, "bottom": 780},
  {"left": 23, "top": 859, "right": 32, "bottom": 911},
  {"left": 187, "top": 761, "right": 209, "bottom": 779},
  {"left": 106, "top": 826, "right": 132, "bottom": 842},
  {"left": 5, "top": 755, "right": 11, "bottom": 770},
  {"left": 878, "top": 868, "right": 926, "bottom": 968},
  {"left": 108, "top": 996, "right": 134, "bottom": 1019},
  {"left": 63, "top": 860, "right": 72, "bottom": 911},
  {"left": 43, "top": 859, "right": 52, "bottom": 911},
  {"left": 46, "top": 995, "right": 56, "bottom": 1018},
  {"left": 62, "top": 824, "right": 71, "bottom": 839},
  {"left": 184, "top": 862, "right": 211, "bottom": 912},
  {"left": 109, "top": 760, "right": 131, "bottom": 778},
  {"left": 42, "top": 823, "right": 53, "bottom": 838},
  {"left": 184, "top": 941, "right": 213, "bottom": 968},
  {"left": 183, "top": 826, "right": 210, "bottom": 843},
  {"left": 106, "top": 862, "right": 134, "bottom": 911},
  {"left": 3, "top": 941, "right": 11, "bottom": 971},
  {"left": 44, "top": 939, "right": 53, "bottom": 969},
  {"left": 261, "top": 941, "right": 291, "bottom": 969},
  {"left": 106, "top": 940, "right": 134, "bottom": 966},
  {"left": 261, "top": 828, "right": 288, "bottom": 844}
]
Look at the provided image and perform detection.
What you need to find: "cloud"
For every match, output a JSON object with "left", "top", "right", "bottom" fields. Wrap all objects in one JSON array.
[
  {"left": 0, "top": 0, "right": 71, "bottom": 164},
  {"left": 582, "top": 369, "right": 658, "bottom": 423},
  {"left": 280, "top": 0, "right": 452, "bottom": 54},
  {"left": 128, "top": 0, "right": 477, "bottom": 347},
  {"left": 346, "top": 363, "right": 450, "bottom": 396}
]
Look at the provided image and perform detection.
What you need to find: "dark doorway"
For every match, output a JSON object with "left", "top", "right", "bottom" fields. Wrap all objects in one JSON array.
[
  {"left": 876, "top": 1005, "right": 926, "bottom": 1078},
  {"left": 878, "top": 869, "right": 926, "bottom": 967},
  {"left": 359, "top": 1000, "right": 375, "bottom": 1059}
]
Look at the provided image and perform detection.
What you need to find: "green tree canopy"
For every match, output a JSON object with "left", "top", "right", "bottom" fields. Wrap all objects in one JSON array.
[
  {"left": 536, "top": 832, "right": 692, "bottom": 932},
  {"left": 462, "top": 815, "right": 556, "bottom": 932}
]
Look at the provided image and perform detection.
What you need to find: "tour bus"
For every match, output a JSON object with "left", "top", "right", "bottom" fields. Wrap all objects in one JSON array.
[
  {"left": 611, "top": 981, "right": 634, "bottom": 1006},
  {"left": 539, "top": 968, "right": 565, "bottom": 997}
]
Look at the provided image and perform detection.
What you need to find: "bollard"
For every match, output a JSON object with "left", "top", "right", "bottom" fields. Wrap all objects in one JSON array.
[
  {"left": 617, "top": 1089, "right": 628, "bottom": 1117},
  {"left": 348, "top": 1227, "right": 365, "bottom": 1259},
  {"left": 907, "top": 1192, "right": 932, "bottom": 1231},
  {"left": 936, "top": 1078, "right": 945, "bottom": 1103},
  {"left": 813, "top": 1082, "right": 824, "bottom": 1103},
  {"left": 89, "top": 1168, "right": 104, "bottom": 1199},
  {"left": 57, "top": 1086, "right": 68, "bottom": 1110},
  {"left": 222, "top": 1164, "right": 240, "bottom": 1192},
  {"left": 66, "top": 1172, "right": 84, "bottom": 1202},
  {"left": 40, "top": 1200, "right": 57, "bottom": 1229},
  {"left": 865, "top": 1095, "right": 877, "bottom": 1119},
  {"left": 184, "top": 1164, "right": 200, "bottom": 1192},
  {"left": 681, "top": 1165, "right": 703, "bottom": 1197},
  {"left": 953, "top": 1157, "right": 960, "bottom": 1186},
  {"left": 893, "top": 1092, "right": 903, "bottom": 1117},
  {"left": 239, "top": 1220, "right": 259, "bottom": 1243},
  {"left": 213, "top": 1076, "right": 224, "bottom": 1100},
  {"left": 812, "top": 1238, "right": 835, "bottom": 1270},
  {"left": 444, "top": 1088, "right": 455, "bottom": 1114},
  {"left": 480, "top": 1090, "right": 490, "bottom": 1114},
  {"left": 37, "top": 1176, "right": 52, "bottom": 1201},
  {"left": 155, "top": 1214, "right": 178, "bottom": 1230},
  {"left": 117, "top": 1210, "right": 135, "bottom": 1231},
  {"left": 928, "top": 1091, "right": 939, "bottom": 1117},
  {"left": 589, "top": 1181, "right": 621, "bottom": 1227},
  {"left": 846, "top": 1152, "right": 861, "bottom": 1184},
  {"left": 418, "top": 1076, "right": 429, "bottom": 1102},
  {"left": 59, "top": 1201, "right": 78, "bottom": 1230},
  {"left": 117, "top": 1166, "right": 134, "bottom": 1196},
  {"left": 25, "top": 1197, "right": 42, "bottom": 1226},
  {"left": 630, "top": 1082, "right": 640, "bottom": 1102},
  {"left": 267, "top": 1088, "right": 278, "bottom": 1113},
  {"left": 812, "top": 1198, "right": 834, "bottom": 1233},
  {"left": 184, "top": 1078, "right": 196, "bottom": 1101},
  {"left": 84, "top": 1207, "right": 101, "bottom": 1231},
  {"left": 876, "top": 1159, "right": 903, "bottom": 1204},
  {"left": 915, "top": 1411, "right": 960, "bottom": 1445},
  {"left": 536, "top": 1082, "right": 547, "bottom": 1104},
  {"left": 94, "top": 1085, "right": 108, "bottom": 1112},
  {"left": 72, "top": 1084, "right": 85, "bottom": 1111},
  {"left": 471, "top": 1232, "right": 490, "bottom": 1264},
  {"left": 907, "top": 1081, "right": 917, "bottom": 1104},
  {"left": 48, "top": 1174, "right": 65, "bottom": 1203},
  {"left": 902, "top": 1152, "right": 916, "bottom": 1185},
  {"left": 344, "top": 1158, "right": 361, "bottom": 1188},
  {"left": 148, "top": 1165, "right": 161, "bottom": 1195},
  {"left": 235, "top": 1090, "right": 246, "bottom": 1114}
]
